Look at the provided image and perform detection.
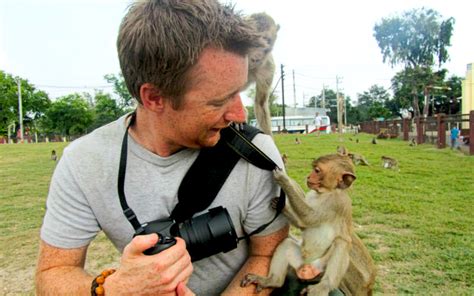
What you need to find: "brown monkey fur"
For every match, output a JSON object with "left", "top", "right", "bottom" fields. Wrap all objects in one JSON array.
[
  {"left": 245, "top": 12, "right": 279, "bottom": 136},
  {"left": 337, "top": 146, "right": 370, "bottom": 166},
  {"left": 241, "top": 154, "right": 375, "bottom": 295},
  {"left": 381, "top": 156, "right": 399, "bottom": 171}
]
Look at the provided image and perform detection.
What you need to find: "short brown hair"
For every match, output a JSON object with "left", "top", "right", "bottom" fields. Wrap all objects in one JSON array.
[{"left": 117, "top": 0, "right": 259, "bottom": 109}]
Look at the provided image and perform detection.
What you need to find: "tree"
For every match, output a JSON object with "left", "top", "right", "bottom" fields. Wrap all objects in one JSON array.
[
  {"left": 373, "top": 7, "right": 455, "bottom": 117},
  {"left": 104, "top": 73, "right": 134, "bottom": 110},
  {"left": 356, "top": 85, "right": 392, "bottom": 121},
  {"left": 41, "top": 94, "right": 93, "bottom": 138},
  {"left": 308, "top": 88, "right": 341, "bottom": 124},
  {"left": 90, "top": 91, "right": 126, "bottom": 130},
  {"left": 0, "top": 70, "right": 51, "bottom": 138}
]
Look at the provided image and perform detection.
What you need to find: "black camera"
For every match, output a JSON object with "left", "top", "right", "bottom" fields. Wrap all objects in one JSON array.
[{"left": 140, "top": 206, "right": 238, "bottom": 261}]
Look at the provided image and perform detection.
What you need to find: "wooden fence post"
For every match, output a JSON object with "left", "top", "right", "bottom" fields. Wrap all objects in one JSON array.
[
  {"left": 403, "top": 119, "right": 409, "bottom": 141},
  {"left": 470, "top": 111, "right": 474, "bottom": 155},
  {"left": 437, "top": 114, "right": 446, "bottom": 149},
  {"left": 416, "top": 117, "right": 424, "bottom": 144}
]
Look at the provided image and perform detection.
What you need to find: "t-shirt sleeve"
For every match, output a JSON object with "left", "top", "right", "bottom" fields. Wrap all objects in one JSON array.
[
  {"left": 242, "top": 133, "right": 288, "bottom": 236},
  {"left": 40, "top": 148, "right": 100, "bottom": 248}
]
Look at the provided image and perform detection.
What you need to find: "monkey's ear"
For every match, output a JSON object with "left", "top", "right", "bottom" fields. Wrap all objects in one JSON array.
[{"left": 338, "top": 172, "right": 356, "bottom": 189}]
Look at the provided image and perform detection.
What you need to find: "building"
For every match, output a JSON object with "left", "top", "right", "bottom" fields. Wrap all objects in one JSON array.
[
  {"left": 462, "top": 62, "right": 473, "bottom": 113},
  {"left": 461, "top": 63, "right": 473, "bottom": 129}
]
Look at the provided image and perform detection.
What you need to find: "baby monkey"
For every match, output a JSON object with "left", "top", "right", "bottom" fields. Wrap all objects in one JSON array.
[{"left": 241, "top": 154, "right": 375, "bottom": 295}]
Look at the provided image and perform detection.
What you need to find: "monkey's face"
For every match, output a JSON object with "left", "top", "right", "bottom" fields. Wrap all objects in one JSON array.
[{"left": 306, "top": 162, "right": 330, "bottom": 192}]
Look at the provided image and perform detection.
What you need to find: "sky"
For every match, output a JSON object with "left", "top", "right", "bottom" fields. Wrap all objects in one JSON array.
[{"left": 1, "top": 0, "right": 472, "bottom": 107}]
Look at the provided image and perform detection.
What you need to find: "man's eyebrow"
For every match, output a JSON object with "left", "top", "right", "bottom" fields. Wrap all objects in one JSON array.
[{"left": 209, "top": 87, "right": 242, "bottom": 104}]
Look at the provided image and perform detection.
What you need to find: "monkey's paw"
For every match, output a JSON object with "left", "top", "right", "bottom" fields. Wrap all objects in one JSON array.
[
  {"left": 273, "top": 168, "right": 288, "bottom": 183},
  {"left": 240, "top": 274, "right": 265, "bottom": 293}
]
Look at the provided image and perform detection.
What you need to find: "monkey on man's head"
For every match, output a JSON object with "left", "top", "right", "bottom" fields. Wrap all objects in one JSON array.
[
  {"left": 241, "top": 154, "right": 376, "bottom": 295},
  {"left": 245, "top": 13, "right": 279, "bottom": 136}
]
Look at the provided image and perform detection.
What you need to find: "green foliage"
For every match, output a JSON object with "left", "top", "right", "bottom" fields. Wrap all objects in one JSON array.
[
  {"left": 90, "top": 91, "right": 126, "bottom": 130},
  {"left": 104, "top": 73, "right": 134, "bottom": 110},
  {"left": 374, "top": 8, "right": 456, "bottom": 118},
  {"left": 40, "top": 93, "right": 94, "bottom": 137},
  {"left": 357, "top": 85, "right": 392, "bottom": 120},
  {"left": 0, "top": 70, "right": 51, "bottom": 137},
  {"left": 373, "top": 7, "right": 455, "bottom": 69}
]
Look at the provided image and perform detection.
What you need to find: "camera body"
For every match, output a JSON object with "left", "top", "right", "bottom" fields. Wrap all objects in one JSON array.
[{"left": 141, "top": 206, "right": 238, "bottom": 261}]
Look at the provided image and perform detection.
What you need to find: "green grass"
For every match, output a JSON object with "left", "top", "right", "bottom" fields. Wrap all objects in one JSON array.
[{"left": 0, "top": 133, "right": 473, "bottom": 295}]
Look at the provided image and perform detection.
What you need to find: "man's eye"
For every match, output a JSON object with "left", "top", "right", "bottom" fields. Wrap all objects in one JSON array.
[{"left": 209, "top": 100, "right": 227, "bottom": 107}]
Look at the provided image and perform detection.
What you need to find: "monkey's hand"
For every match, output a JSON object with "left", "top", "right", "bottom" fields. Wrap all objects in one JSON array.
[
  {"left": 273, "top": 167, "right": 290, "bottom": 184},
  {"left": 240, "top": 274, "right": 266, "bottom": 293}
]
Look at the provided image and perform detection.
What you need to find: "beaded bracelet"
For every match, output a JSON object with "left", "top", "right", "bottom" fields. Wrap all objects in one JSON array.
[{"left": 91, "top": 268, "right": 116, "bottom": 296}]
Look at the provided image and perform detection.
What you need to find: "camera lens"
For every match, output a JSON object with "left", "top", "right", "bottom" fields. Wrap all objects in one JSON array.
[{"left": 172, "top": 206, "right": 238, "bottom": 261}]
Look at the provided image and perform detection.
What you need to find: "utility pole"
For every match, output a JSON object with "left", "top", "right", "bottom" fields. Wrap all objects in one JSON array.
[
  {"left": 322, "top": 84, "right": 327, "bottom": 110},
  {"left": 292, "top": 69, "right": 297, "bottom": 114},
  {"left": 281, "top": 64, "right": 286, "bottom": 131},
  {"left": 16, "top": 78, "right": 24, "bottom": 142},
  {"left": 336, "top": 75, "right": 342, "bottom": 133}
]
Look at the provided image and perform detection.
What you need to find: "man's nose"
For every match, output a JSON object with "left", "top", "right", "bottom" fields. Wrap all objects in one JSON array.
[{"left": 224, "top": 95, "right": 247, "bottom": 123}]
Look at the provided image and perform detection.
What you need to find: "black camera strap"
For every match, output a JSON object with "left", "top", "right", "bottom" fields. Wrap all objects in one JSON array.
[
  {"left": 172, "top": 124, "right": 286, "bottom": 241},
  {"left": 118, "top": 112, "right": 285, "bottom": 237}
]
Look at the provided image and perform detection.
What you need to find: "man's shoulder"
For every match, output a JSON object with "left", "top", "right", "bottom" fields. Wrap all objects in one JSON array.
[
  {"left": 250, "top": 133, "right": 284, "bottom": 168},
  {"left": 64, "top": 116, "right": 126, "bottom": 160}
]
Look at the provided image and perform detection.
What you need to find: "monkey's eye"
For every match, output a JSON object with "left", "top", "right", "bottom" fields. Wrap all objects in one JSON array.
[{"left": 314, "top": 167, "right": 321, "bottom": 174}]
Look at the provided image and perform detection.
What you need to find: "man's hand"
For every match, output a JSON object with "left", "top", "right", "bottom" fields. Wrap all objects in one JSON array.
[{"left": 104, "top": 234, "right": 194, "bottom": 295}]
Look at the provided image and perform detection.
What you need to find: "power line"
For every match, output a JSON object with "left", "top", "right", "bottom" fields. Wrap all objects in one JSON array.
[{"left": 36, "top": 84, "right": 113, "bottom": 89}]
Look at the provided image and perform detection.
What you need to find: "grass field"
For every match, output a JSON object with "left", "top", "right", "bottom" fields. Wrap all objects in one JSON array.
[{"left": 0, "top": 133, "right": 473, "bottom": 295}]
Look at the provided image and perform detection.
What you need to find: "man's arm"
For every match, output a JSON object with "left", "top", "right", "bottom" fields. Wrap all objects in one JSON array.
[
  {"left": 222, "top": 225, "right": 290, "bottom": 295},
  {"left": 36, "top": 235, "right": 194, "bottom": 295},
  {"left": 36, "top": 240, "right": 92, "bottom": 295}
]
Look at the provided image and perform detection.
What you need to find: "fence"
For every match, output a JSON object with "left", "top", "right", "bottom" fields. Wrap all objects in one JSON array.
[{"left": 359, "top": 111, "right": 474, "bottom": 155}]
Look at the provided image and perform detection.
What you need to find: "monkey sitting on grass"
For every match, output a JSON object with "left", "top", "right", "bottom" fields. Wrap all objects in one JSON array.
[{"left": 241, "top": 154, "right": 375, "bottom": 295}]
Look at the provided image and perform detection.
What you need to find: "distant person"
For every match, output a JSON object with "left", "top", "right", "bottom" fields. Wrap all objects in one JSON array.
[
  {"left": 314, "top": 112, "right": 322, "bottom": 136},
  {"left": 450, "top": 126, "right": 460, "bottom": 149}
]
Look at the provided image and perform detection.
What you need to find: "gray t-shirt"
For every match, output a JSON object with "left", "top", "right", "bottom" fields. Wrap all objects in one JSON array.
[{"left": 41, "top": 114, "right": 287, "bottom": 295}]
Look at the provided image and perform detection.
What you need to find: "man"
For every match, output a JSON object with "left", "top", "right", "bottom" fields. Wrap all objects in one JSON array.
[
  {"left": 35, "top": 1, "right": 288, "bottom": 295},
  {"left": 314, "top": 112, "right": 322, "bottom": 136},
  {"left": 450, "top": 126, "right": 460, "bottom": 149}
]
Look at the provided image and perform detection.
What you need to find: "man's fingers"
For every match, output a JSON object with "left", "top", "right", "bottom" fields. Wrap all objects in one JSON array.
[
  {"left": 123, "top": 233, "right": 159, "bottom": 257},
  {"left": 176, "top": 282, "right": 195, "bottom": 296}
]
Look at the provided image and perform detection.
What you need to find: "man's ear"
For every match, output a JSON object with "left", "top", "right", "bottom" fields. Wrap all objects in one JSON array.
[{"left": 140, "top": 83, "right": 164, "bottom": 111}]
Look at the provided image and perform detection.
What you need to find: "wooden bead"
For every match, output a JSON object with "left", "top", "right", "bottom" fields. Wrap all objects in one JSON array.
[{"left": 95, "top": 286, "right": 104, "bottom": 295}]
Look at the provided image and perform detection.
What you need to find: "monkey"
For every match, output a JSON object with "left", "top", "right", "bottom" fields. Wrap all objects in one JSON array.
[
  {"left": 371, "top": 137, "right": 377, "bottom": 144},
  {"left": 348, "top": 153, "right": 370, "bottom": 166},
  {"left": 336, "top": 145, "right": 349, "bottom": 156},
  {"left": 241, "top": 154, "right": 376, "bottom": 296},
  {"left": 295, "top": 137, "right": 301, "bottom": 145},
  {"left": 409, "top": 138, "right": 417, "bottom": 147},
  {"left": 381, "top": 156, "right": 399, "bottom": 171},
  {"left": 245, "top": 12, "right": 279, "bottom": 136},
  {"left": 281, "top": 153, "right": 288, "bottom": 165},
  {"left": 51, "top": 150, "right": 57, "bottom": 161},
  {"left": 337, "top": 146, "right": 369, "bottom": 166},
  {"left": 356, "top": 139, "right": 359, "bottom": 144}
]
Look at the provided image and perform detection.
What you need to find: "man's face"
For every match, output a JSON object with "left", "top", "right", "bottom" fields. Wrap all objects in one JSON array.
[{"left": 162, "top": 47, "right": 248, "bottom": 149}]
